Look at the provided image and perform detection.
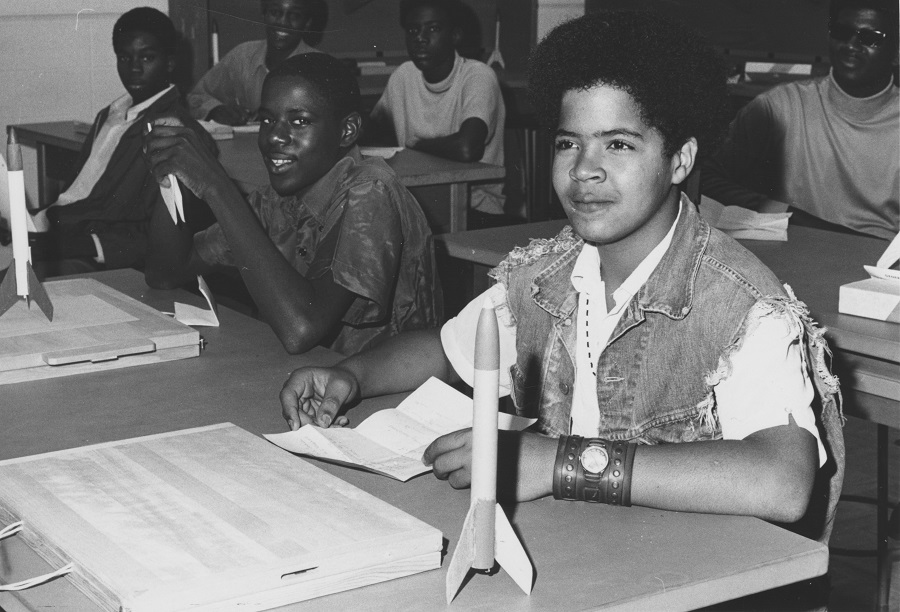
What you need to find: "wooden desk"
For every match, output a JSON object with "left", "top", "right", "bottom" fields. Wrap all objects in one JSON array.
[
  {"left": 12, "top": 122, "right": 506, "bottom": 234},
  {"left": 0, "top": 269, "right": 827, "bottom": 611}
]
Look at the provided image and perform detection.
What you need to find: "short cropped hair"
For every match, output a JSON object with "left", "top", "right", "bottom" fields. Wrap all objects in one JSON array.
[
  {"left": 528, "top": 11, "right": 730, "bottom": 160},
  {"left": 398, "top": 0, "right": 462, "bottom": 28},
  {"left": 113, "top": 7, "right": 177, "bottom": 55},
  {"left": 266, "top": 53, "right": 361, "bottom": 120},
  {"left": 829, "top": 0, "right": 898, "bottom": 39}
]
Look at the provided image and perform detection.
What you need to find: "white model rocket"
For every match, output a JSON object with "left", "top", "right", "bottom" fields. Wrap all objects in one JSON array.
[
  {"left": 445, "top": 298, "right": 532, "bottom": 603},
  {"left": 0, "top": 128, "right": 53, "bottom": 320}
]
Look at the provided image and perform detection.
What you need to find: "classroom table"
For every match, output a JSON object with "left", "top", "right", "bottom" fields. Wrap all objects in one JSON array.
[
  {"left": 0, "top": 268, "right": 828, "bottom": 611},
  {"left": 11, "top": 122, "right": 506, "bottom": 233}
]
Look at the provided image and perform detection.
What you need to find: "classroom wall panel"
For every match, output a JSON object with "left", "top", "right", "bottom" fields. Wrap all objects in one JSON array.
[{"left": 585, "top": 0, "right": 830, "bottom": 62}]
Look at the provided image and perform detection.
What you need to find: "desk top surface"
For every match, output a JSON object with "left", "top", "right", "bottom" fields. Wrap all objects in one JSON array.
[
  {"left": 11, "top": 122, "right": 505, "bottom": 191},
  {"left": 436, "top": 220, "right": 899, "bottom": 363},
  {"left": 0, "top": 269, "right": 827, "bottom": 612}
]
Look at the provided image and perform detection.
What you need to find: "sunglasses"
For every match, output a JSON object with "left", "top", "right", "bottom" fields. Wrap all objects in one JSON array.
[{"left": 829, "top": 23, "right": 889, "bottom": 48}]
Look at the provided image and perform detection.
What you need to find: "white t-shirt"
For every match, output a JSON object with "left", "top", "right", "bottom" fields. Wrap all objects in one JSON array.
[
  {"left": 372, "top": 53, "right": 506, "bottom": 214},
  {"left": 442, "top": 211, "right": 826, "bottom": 466}
]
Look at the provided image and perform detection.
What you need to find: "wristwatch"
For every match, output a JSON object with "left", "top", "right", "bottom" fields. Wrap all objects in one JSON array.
[{"left": 579, "top": 439, "right": 609, "bottom": 502}]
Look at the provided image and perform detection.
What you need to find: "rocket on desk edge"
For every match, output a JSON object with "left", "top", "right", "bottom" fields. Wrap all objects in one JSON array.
[
  {"left": 445, "top": 298, "right": 532, "bottom": 603},
  {"left": 0, "top": 127, "right": 54, "bottom": 320}
]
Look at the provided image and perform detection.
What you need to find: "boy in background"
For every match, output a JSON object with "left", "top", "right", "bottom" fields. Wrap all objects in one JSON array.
[
  {"left": 368, "top": 0, "right": 506, "bottom": 217},
  {"left": 145, "top": 53, "right": 440, "bottom": 356},
  {"left": 188, "top": 0, "right": 328, "bottom": 126},
  {"left": 702, "top": 0, "right": 898, "bottom": 240},
  {"left": 28, "top": 7, "right": 215, "bottom": 276},
  {"left": 281, "top": 12, "right": 844, "bottom": 550}
]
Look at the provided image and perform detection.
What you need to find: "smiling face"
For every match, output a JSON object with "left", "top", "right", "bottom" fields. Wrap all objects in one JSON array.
[
  {"left": 829, "top": 7, "right": 897, "bottom": 97},
  {"left": 262, "top": 0, "right": 311, "bottom": 60},
  {"left": 552, "top": 84, "right": 690, "bottom": 254},
  {"left": 257, "top": 76, "right": 351, "bottom": 196},
  {"left": 114, "top": 31, "right": 173, "bottom": 105},
  {"left": 403, "top": 5, "right": 458, "bottom": 83}
]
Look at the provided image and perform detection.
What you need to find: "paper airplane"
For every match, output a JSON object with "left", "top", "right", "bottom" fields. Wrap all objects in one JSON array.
[
  {"left": 445, "top": 299, "right": 532, "bottom": 603},
  {"left": 146, "top": 122, "right": 185, "bottom": 224},
  {"left": 0, "top": 128, "right": 53, "bottom": 320}
]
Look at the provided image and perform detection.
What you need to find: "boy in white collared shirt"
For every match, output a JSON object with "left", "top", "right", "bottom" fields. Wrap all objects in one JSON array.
[{"left": 28, "top": 7, "right": 215, "bottom": 276}]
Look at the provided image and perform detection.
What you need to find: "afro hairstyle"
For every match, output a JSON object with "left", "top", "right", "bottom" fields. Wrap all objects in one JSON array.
[
  {"left": 265, "top": 53, "right": 361, "bottom": 121},
  {"left": 113, "top": 7, "right": 177, "bottom": 55},
  {"left": 528, "top": 11, "right": 731, "bottom": 160}
]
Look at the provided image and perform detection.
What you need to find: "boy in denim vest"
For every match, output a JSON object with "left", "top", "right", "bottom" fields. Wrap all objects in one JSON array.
[{"left": 280, "top": 12, "right": 844, "bottom": 545}]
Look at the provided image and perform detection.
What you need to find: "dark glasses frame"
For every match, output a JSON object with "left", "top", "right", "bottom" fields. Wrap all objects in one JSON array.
[{"left": 828, "top": 22, "right": 890, "bottom": 48}]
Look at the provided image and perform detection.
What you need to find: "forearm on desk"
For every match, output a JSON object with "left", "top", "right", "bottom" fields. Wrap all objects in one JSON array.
[{"left": 410, "top": 118, "right": 487, "bottom": 163}]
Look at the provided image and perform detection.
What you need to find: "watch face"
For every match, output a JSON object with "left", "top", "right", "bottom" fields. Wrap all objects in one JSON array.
[{"left": 580, "top": 446, "right": 609, "bottom": 474}]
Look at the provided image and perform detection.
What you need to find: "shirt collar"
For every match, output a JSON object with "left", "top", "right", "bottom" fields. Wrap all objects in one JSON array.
[
  {"left": 122, "top": 84, "right": 175, "bottom": 122},
  {"left": 826, "top": 68, "right": 897, "bottom": 120},
  {"left": 296, "top": 146, "right": 364, "bottom": 221},
  {"left": 424, "top": 52, "right": 462, "bottom": 94},
  {"left": 571, "top": 199, "right": 682, "bottom": 311}
]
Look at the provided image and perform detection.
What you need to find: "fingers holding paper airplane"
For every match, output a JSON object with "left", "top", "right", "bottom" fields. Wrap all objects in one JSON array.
[
  {"left": 424, "top": 430, "right": 558, "bottom": 502},
  {"left": 143, "top": 117, "right": 229, "bottom": 201},
  {"left": 280, "top": 367, "right": 359, "bottom": 430}
]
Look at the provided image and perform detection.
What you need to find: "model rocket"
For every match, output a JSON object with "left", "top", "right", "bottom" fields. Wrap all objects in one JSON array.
[
  {"left": 445, "top": 298, "right": 533, "bottom": 603},
  {"left": 0, "top": 128, "right": 53, "bottom": 320}
]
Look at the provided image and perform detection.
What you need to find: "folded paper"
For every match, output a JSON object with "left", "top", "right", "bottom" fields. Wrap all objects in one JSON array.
[
  {"left": 174, "top": 275, "right": 219, "bottom": 327},
  {"left": 699, "top": 196, "right": 791, "bottom": 241},
  {"left": 839, "top": 232, "right": 900, "bottom": 323}
]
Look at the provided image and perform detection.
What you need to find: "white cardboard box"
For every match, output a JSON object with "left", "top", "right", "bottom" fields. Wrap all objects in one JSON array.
[{"left": 839, "top": 277, "right": 900, "bottom": 323}]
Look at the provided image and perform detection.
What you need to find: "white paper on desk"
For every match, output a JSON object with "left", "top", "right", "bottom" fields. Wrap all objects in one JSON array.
[
  {"left": 699, "top": 196, "right": 791, "bottom": 241},
  {"left": 233, "top": 122, "right": 260, "bottom": 134},
  {"left": 360, "top": 146, "right": 404, "bottom": 159},
  {"left": 174, "top": 275, "right": 219, "bottom": 326},
  {"left": 264, "top": 376, "right": 536, "bottom": 481},
  {"left": 862, "top": 232, "right": 900, "bottom": 281}
]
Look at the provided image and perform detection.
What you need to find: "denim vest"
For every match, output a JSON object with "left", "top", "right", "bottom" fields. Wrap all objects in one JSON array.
[{"left": 490, "top": 201, "right": 844, "bottom": 543}]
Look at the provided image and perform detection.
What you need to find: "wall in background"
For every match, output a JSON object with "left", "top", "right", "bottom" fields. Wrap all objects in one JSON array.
[
  {"left": 0, "top": 0, "right": 168, "bottom": 206},
  {"left": 586, "top": 0, "right": 830, "bottom": 62}
]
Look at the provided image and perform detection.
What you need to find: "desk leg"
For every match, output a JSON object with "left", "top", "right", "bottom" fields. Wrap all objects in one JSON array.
[
  {"left": 876, "top": 423, "right": 889, "bottom": 610},
  {"left": 449, "top": 183, "right": 468, "bottom": 233}
]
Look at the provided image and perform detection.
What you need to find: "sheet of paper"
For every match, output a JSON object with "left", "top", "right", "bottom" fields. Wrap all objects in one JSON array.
[
  {"left": 699, "top": 196, "right": 791, "bottom": 241},
  {"left": 233, "top": 123, "right": 261, "bottom": 134},
  {"left": 264, "top": 377, "right": 536, "bottom": 481},
  {"left": 360, "top": 147, "right": 404, "bottom": 159},
  {"left": 174, "top": 275, "right": 219, "bottom": 327}
]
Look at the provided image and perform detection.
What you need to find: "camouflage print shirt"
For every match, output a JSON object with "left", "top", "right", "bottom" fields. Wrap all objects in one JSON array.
[{"left": 194, "top": 147, "right": 441, "bottom": 355}]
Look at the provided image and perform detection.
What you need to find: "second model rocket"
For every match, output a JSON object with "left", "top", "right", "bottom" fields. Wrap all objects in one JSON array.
[
  {"left": 0, "top": 128, "right": 53, "bottom": 320},
  {"left": 445, "top": 298, "right": 533, "bottom": 603}
]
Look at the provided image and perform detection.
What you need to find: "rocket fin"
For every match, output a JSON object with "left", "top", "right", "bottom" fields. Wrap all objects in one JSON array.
[
  {"left": 445, "top": 504, "right": 476, "bottom": 604},
  {"left": 0, "top": 261, "right": 17, "bottom": 317},
  {"left": 25, "top": 261, "right": 52, "bottom": 321},
  {"left": 494, "top": 503, "right": 533, "bottom": 594}
]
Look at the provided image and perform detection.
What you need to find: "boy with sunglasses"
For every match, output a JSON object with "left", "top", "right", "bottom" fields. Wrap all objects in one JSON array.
[
  {"left": 703, "top": 0, "right": 898, "bottom": 240},
  {"left": 281, "top": 11, "right": 844, "bottom": 560}
]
